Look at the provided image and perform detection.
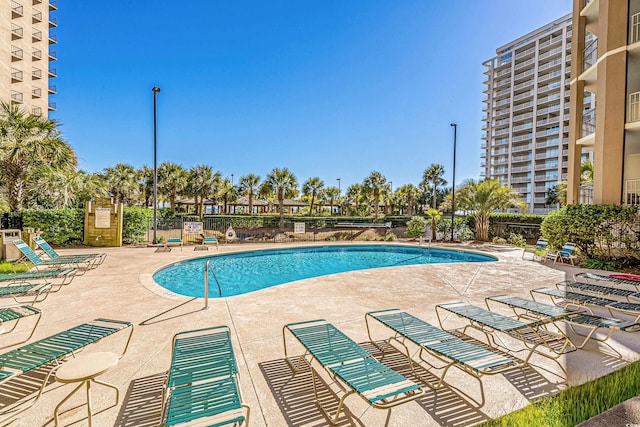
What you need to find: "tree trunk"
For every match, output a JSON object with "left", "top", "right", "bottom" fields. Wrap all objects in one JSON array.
[
  {"left": 278, "top": 188, "right": 285, "bottom": 228},
  {"left": 9, "top": 177, "right": 24, "bottom": 211},
  {"left": 431, "top": 217, "right": 437, "bottom": 241},
  {"left": 248, "top": 191, "right": 253, "bottom": 214}
]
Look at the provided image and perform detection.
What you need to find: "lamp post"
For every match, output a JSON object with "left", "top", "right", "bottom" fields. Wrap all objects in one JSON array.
[
  {"left": 152, "top": 86, "right": 160, "bottom": 244},
  {"left": 231, "top": 173, "right": 234, "bottom": 186},
  {"left": 450, "top": 122, "right": 457, "bottom": 241}
]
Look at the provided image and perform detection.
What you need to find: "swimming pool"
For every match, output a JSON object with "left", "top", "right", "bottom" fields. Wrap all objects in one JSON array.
[{"left": 153, "top": 244, "right": 497, "bottom": 298}]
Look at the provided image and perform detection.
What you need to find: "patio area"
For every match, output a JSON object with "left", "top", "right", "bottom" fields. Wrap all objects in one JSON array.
[{"left": 3, "top": 242, "right": 639, "bottom": 426}]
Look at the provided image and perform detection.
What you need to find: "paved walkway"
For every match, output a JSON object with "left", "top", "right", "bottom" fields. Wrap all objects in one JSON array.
[{"left": 2, "top": 242, "right": 639, "bottom": 426}]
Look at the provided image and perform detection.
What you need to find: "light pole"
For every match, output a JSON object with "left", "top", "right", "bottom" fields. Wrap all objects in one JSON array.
[
  {"left": 231, "top": 173, "right": 234, "bottom": 186},
  {"left": 336, "top": 178, "right": 341, "bottom": 215},
  {"left": 152, "top": 87, "right": 160, "bottom": 244},
  {"left": 450, "top": 123, "right": 457, "bottom": 241}
]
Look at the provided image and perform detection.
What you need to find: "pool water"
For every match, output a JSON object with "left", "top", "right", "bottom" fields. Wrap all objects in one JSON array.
[{"left": 153, "top": 244, "right": 496, "bottom": 298}]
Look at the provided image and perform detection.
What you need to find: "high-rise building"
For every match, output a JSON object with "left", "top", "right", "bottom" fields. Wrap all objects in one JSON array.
[
  {"left": 1, "top": 0, "right": 57, "bottom": 116},
  {"left": 481, "top": 14, "right": 573, "bottom": 213},
  {"left": 567, "top": 0, "right": 640, "bottom": 205}
]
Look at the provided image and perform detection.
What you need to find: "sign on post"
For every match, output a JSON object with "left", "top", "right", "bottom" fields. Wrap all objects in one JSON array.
[
  {"left": 94, "top": 208, "right": 111, "bottom": 229},
  {"left": 183, "top": 222, "right": 204, "bottom": 234}
]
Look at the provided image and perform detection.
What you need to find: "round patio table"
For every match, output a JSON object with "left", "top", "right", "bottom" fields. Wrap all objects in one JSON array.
[{"left": 53, "top": 351, "right": 120, "bottom": 427}]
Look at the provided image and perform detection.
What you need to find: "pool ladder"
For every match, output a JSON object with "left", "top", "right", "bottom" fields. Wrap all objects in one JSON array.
[{"left": 203, "top": 260, "right": 222, "bottom": 310}]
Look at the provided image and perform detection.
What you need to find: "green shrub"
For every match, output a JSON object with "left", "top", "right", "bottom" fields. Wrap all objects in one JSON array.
[
  {"left": 22, "top": 208, "right": 85, "bottom": 246},
  {"left": 492, "top": 237, "right": 507, "bottom": 244},
  {"left": 385, "top": 232, "right": 396, "bottom": 241},
  {"left": 406, "top": 216, "right": 427, "bottom": 238},
  {"left": 581, "top": 258, "right": 620, "bottom": 271},
  {"left": 0, "top": 262, "right": 27, "bottom": 273},
  {"left": 123, "top": 207, "right": 150, "bottom": 244},
  {"left": 507, "top": 233, "right": 526, "bottom": 247},
  {"left": 541, "top": 205, "right": 640, "bottom": 264}
]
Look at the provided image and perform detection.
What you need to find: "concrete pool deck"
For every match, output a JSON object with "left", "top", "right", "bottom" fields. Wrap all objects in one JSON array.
[{"left": 3, "top": 241, "right": 639, "bottom": 426}]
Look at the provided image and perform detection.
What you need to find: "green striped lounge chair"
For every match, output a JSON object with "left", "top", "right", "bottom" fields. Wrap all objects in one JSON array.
[
  {"left": 485, "top": 295, "right": 640, "bottom": 349},
  {"left": 161, "top": 326, "right": 250, "bottom": 427},
  {"left": 0, "top": 318, "right": 132, "bottom": 423},
  {"left": 13, "top": 240, "right": 92, "bottom": 275},
  {"left": 365, "top": 309, "right": 520, "bottom": 406},
  {"left": 33, "top": 237, "right": 106, "bottom": 267},
  {"left": 0, "top": 305, "right": 42, "bottom": 349},
  {"left": 574, "top": 272, "right": 640, "bottom": 292},
  {"left": 283, "top": 319, "right": 423, "bottom": 425},
  {"left": 435, "top": 302, "right": 576, "bottom": 365},
  {"left": 0, "top": 282, "right": 51, "bottom": 306},
  {"left": 557, "top": 280, "right": 640, "bottom": 302},
  {"left": 530, "top": 287, "right": 640, "bottom": 323},
  {"left": 164, "top": 238, "right": 183, "bottom": 251},
  {"left": 0, "top": 268, "right": 76, "bottom": 288}
]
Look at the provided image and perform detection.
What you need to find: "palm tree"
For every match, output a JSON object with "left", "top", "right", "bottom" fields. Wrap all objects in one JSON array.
[
  {"left": 264, "top": 168, "right": 298, "bottom": 227},
  {"left": 0, "top": 102, "right": 77, "bottom": 211},
  {"left": 395, "top": 184, "right": 420, "bottom": 217},
  {"left": 138, "top": 166, "right": 154, "bottom": 207},
  {"left": 30, "top": 168, "right": 107, "bottom": 208},
  {"left": 103, "top": 163, "right": 140, "bottom": 205},
  {"left": 302, "top": 177, "right": 325, "bottom": 216},
  {"left": 217, "top": 178, "right": 237, "bottom": 214},
  {"left": 324, "top": 186, "right": 340, "bottom": 215},
  {"left": 363, "top": 171, "right": 387, "bottom": 218},
  {"left": 238, "top": 174, "right": 261, "bottom": 214},
  {"left": 346, "top": 184, "right": 364, "bottom": 216},
  {"left": 421, "top": 164, "right": 447, "bottom": 209},
  {"left": 188, "top": 165, "right": 220, "bottom": 218},
  {"left": 455, "top": 179, "right": 524, "bottom": 241},
  {"left": 581, "top": 160, "right": 593, "bottom": 184},
  {"left": 157, "top": 162, "right": 187, "bottom": 212}
]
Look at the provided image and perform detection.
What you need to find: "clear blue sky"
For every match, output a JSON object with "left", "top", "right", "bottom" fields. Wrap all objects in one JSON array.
[{"left": 52, "top": 0, "right": 571, "bottom": 190}]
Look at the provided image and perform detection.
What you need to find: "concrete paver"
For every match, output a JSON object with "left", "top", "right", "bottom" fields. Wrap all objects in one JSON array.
[{"left": 1, "top": 242, "right": 638, "bottom": 426}]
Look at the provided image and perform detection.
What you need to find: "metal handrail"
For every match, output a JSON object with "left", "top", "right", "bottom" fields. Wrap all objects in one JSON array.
[{"left": 203, "top": 260, "right": 222, "bottom": 309}]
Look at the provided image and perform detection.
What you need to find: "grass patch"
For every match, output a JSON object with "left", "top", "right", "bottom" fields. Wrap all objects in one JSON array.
[
  {"left": 0, "top": 262, "right": 28, "bottom": 273},
  {"left": 481, "top": 360, "right": 640, "bottom": 426}
]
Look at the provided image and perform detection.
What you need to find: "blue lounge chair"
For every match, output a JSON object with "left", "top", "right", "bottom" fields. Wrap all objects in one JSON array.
[
  {"left": 161, "top": 326, "right": 250, "bottom": 427},
  {"left": 0, "top": 268, "right": 76, "bottom": 287},
  {"left": 33, "top": 237, "right": 106, "bottom": 266},
  {"left": 544, "top": 242, "right": 577, "bottom": 265},
  {"left": 435, "top": 302, "right": 575, "bottom": 364},
  {"left": 13, "top": 240, "right": 93, "bottom": 275},
  {"left": 202, "top": 236, "right": 219, "bottom": 249},
  {"left": 365, "top": 309, "right": 520, "bottom": 406},
  {"left": 485, "top": 294, "right": 640, "bottom": 349},
  {"left": 522, "top": 238, "right": 548, "bottom": 260},
  {"left": 283, "top": 319, "right": 423, "bottom": 424},
  {"left": 164, "top": 238, "right": 182, "bottom": 251},
  {"left": 0, "top": 305, "right": 42, "bottom": 349},
  {"left": 0, "top": 318, "right": 133, "bottom": 423}
]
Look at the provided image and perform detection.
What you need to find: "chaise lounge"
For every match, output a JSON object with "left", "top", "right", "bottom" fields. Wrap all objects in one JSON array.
[{"left": 283, "top": 319, "right": 423, "bottom": 424}]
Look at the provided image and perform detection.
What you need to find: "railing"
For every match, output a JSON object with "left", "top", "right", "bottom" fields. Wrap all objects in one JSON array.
[
  {"left": 11, "top": 1, "right": 23, "bottom": 16},
  {"left": 538, "top": 46, "right": 563, "bottom": 62},
  {"left": 513, "top": 79, "right": 534, "bottom": 91},
  {"left": 625, "top": 180, "right": 640, "bottom": 205},
  {"left": 515, "top": 46, "right": 536, "bottom": 60},
  {"left": 583, "top": 38, "right": 598, "bottom": 71},
  {"left": 203, "top": 261, "right": 222, "bottom": 309},
  {"left": 33, "top": 68, "right": 42, "bottom": 78},
  {"left": 49, "top": 0, "right": 58, "bottom": 10},
  {"left": 539, "top": 35, "right": 562, "bottom": 50},
  {"left": 631, "top": 12, "right": 639, "bottom": 45},
  {"left": 538, "top": 58, "right": 563, "bottom": 73},
  {"left": 32, "top": 30, "right": 42, "bottom": 41},
  {"left": 11, "top": 68, "right": 23, "bottom": 81},
  {"left": 32, "top": 107, "right": 42, "bottom": 115},
  {"left": 49, "top": 51, "right": 57, "bottom": 60},
  {"left": 629, "top": 92, "right": 640, "bottom": 123},
  {"left": 49, "top": 33, "right": 57, "bottom": 43},
  {"left": 11, "top": 23, "right": 23, "bottom": 38},
  {"left": 32, "top": 87, "right": 41, "bottom": 97},
  {"left": 48, "top": 84, "right": 56, "bottom": 93},
  {"left": 48, "top": 68, "right": 57, "bottom": 76},
  {"left": 582, "top": 108, "right": 596, "bottom": 137},
  {"left": 49, "top": 17, "right": 57, "bottom": 26},
  {"left": 48, "top": 101, "right": 56, "bottom": 110},
  {"left": 32, "top": 49, "right": 42, "bottom": 60},
  {"left": 33, "top": 11, "right": 42, "bottom": 22},
  {"left": 11, "top": 91, "right": 23, "bottom": 103}
]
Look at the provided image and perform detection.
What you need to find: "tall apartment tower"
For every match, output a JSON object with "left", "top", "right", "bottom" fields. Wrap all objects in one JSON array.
[
  {"left": 482, "top": 14, "right": 573, "bottom": 214},
  {"left": 567, "top": 0, "right": 640, "bottom": 205},
  {"left": 1, "top": 0, "right": 57, "bottom": 116}
]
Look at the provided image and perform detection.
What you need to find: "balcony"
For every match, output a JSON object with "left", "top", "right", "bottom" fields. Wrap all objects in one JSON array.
[
  {"left": 11, "top": 1, "right": 24, "bottom": 17},
  {"left": 48, "top": 68, "right": 56, "bottom": 77},
  {"left": 32, "top": 107, "right": 42, "bottom": 115},
  {"left": 513, "top": 101, "right": 534, "bottom": 112},
  {"left": 494, "top": 99, "right": 510, "bottom": 108},
  {"left": 629, "top": 92, "right": 640, "bottom": 123},
  {"left": 515, "top": 46, "right": 536, "bottom": 60},
  {"left": 32, "top": 49, "right": 42, "bottom": 60},
  {"left": 513, "top": 112, "right": 534, "bottom": 122},
  {"left": 514, "top": 69, "right": 535, "bottom": 82},
  {"left": 538, "top": 46, "right": 563, "bottom": 62},
  {"left": 49, "top": 33, "right": 57, "bottom": 44},
  {"left": 625, "top": 179, "right": 640, "bottom": 205},
  {"left": 512, "top": 154, "right": 532, "bottom": 163},
  {"left": 32, "top": 87, "right": 42, "bottom": 98},
  {"left": 11, "top": 68, "right": 23, "bottom": 82},
  {"left": 32, "top": 68, "right": 42, "bottom": 79},
  {"left": 49, "top": 0, "right": 57, "bottom": 10},
  {"left": 581, "top": 0, "right": 600, "bottom": 35},
  {"left": 32, "top": 30, "right": 42, "bottom": 41},
  {"left": 632, "top": 12, "right": 640, "bottom": 45},
  {"left": 512, "top": 165, "right": 532, "bottom": 173},
  {"left": 538, "top": 58, "right": 563, "bottom": 73},
  {"left": 582, "top": 108, "right": 596, "bottom": 137},
  {"left": 513, "top": 122, "right": 533, "bottom": 132},
  {"left": 11, "top": 91, "right": 23, "bottom": 103},
  {"left": 513, "top": 79, "right": 534, "bottom": 92},
  {"left": 11, "top": 46, "right": 23, "bottom": 61},
  {"left": 48, "top": 101, "right": 56, "bottom": 111},
  {"left": 49, "top": 17, "right": 57, "bottom": 28},
  {"left": 583, "top": 38, "right": 598, "bottom": 72},
  {"left": 514, "top": 57, "right": 535, "bottom": 71},
  {"left": 538, "top": 70, "right": 562, "bottom": 84},
  {"left": 48, "top": 84, "right": 56, "bottom": 94},
  {"left": 513, "top": 91, "right": 533, "bottom": 102},
  {"left": 539, "top": 35, "right": 563, "bottom": 50},
  {"left": 49, "top": 51, "right": 57, "bottom": 61},
  {"left": 33, "top": 11, "right": 42, "bottom": 23},
  {"left": 11, "top": 23, "right": 23, "bottom": 39}
]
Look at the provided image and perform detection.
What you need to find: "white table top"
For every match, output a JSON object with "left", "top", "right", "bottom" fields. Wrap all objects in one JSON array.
[{"left": 55, "top": 352, "right": 119, "bottom": 383}]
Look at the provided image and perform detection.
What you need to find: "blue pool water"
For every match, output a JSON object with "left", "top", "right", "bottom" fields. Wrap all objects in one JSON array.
[{"left": 153, "top": 245, "right": 496, "bottom": 298}]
